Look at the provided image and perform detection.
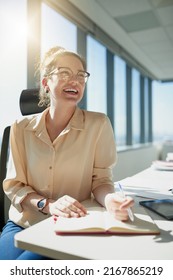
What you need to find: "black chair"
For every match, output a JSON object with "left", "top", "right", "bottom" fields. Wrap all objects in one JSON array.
[{"left": 0, "top": 88, "right": 46, "bottom": 231}]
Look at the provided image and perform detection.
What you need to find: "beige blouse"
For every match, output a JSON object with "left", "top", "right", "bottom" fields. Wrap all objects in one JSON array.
[{"left": 3, "top": 107, "right": 117, "bottom": 228}]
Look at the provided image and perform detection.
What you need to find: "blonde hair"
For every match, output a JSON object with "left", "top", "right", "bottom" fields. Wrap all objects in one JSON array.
[{"left": 35, "top": 46, "right": 86, "bottom": 107}]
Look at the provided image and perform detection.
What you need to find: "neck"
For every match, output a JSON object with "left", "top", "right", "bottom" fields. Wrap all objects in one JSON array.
[
  {"left": 50, "top": 103, "right": 76, "bottom": 122},
  {"left": 46, "top": 104, "right": 76, "bottom": 142}
]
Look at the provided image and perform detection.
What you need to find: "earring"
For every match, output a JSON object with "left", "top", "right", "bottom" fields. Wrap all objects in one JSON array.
[{"left": 45, "top": 87, "right": 49, "bottom": 93}]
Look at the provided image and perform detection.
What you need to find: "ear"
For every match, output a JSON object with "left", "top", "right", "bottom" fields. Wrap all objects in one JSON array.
[
  {"left": 42, "top": 78, "right": 47, "bottom": 87},
  {"left": 42, "top": 78, "right": 50, "bottom": 93}
]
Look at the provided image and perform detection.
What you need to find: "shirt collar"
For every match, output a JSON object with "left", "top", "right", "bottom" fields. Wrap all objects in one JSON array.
[
  {"left": 25, "top": 106, "right": 85, "bottom": 133},
  {"left": 68, "top": 106, "right": 85, "bottom": 130}
]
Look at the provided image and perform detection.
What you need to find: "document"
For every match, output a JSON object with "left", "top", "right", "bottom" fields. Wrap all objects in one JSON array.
[
  {"left": 151, "top": 160, "right": 173, "bottom": 171},
  {"left": 54, "top": 204, "right": 160, "bottom": 235}
]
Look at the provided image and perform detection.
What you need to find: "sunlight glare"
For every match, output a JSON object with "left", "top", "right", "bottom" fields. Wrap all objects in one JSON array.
[{"left": 1, "top": 3, "right": 27, "bottom": 50}]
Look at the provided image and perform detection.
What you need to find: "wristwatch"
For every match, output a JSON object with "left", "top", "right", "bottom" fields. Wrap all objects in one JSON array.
[{"left": 37, "top": 198, "right": 48, "bottom": 215}]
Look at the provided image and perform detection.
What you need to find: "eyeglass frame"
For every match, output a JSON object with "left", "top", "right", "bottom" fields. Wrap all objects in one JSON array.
[{"left": 47, "top": 67, "right": 90, "bottom": 84}]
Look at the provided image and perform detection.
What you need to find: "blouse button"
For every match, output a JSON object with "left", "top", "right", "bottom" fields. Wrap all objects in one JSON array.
[{"left": 49, "top": 166, "right": 52, "bottom": 170}]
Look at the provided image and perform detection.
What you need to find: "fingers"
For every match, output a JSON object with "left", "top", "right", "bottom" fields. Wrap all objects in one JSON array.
[
  {"left": 111, "top": 208, "right": 130, "bottom": 221},
  {"left": 105, "top": 193, "right": 134, "bottom": 221},
  {"left": 50, "top": 195, "right": 87, "bottom": 218},
  {"left": 119, "top": 196, "right": 134, "bottom": 210}
]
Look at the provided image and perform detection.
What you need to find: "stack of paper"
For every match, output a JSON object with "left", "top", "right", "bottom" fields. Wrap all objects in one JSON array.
[{"left": 151, "top": 160, "right": 173, "bottom": 171}]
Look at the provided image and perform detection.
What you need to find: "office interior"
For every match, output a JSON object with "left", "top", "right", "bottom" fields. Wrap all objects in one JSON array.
[{"left": 0, "top": 0, "right": 173, "bottom": 184}]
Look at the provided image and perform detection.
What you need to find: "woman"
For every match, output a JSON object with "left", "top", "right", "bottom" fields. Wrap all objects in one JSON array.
[{"left": 0, "top": 46, "right": 134, "bottom": 259}]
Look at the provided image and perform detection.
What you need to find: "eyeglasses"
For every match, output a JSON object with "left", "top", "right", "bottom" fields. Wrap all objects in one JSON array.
[{"left": 49, "top": 67, "right": 90, "bottom": 84}]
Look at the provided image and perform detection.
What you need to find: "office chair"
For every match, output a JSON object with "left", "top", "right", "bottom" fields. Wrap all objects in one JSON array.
[{"left": 0, "top": 88, "right": 46, "bottom": 231}]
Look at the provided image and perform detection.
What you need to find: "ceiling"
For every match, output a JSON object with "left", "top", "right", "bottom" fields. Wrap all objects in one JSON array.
[{"left": 68, "top": 0, "right": 173, "bottom": 81}]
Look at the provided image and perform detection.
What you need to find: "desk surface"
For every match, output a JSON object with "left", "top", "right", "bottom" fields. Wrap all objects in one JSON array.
[{"left": 15, "top": 168, "right": 173, "bottom": 260}]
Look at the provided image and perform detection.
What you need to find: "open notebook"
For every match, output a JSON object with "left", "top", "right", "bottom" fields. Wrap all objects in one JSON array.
[{"left": 54, "top": 200, "right": 160, "bottom": 235}]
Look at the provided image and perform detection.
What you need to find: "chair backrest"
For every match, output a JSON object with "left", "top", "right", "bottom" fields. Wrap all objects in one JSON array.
[
  {"left": 19, "top": 88, "right": 46, "bottom": 116},
  {"left": 0, "top": 88, "right": 46, "bottom": 231},
  {"left": 0, "top": 127, "right": 11, "bottom": 230}
]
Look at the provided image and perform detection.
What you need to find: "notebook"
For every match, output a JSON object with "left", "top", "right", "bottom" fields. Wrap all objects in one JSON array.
[{"left": 54, "top": 201, "right": 160, "bottom": 235}]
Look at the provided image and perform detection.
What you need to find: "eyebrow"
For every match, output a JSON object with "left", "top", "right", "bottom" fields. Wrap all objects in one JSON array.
[{"left": 57, "top": 67, "right": 86, "bottom": 72}]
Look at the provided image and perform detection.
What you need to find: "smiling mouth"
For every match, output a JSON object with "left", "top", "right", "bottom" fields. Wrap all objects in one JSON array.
[{"left": 63, "top": 88, "right": 78, "bottom": 95}]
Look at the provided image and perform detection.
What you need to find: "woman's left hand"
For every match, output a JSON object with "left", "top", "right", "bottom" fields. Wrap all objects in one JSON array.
[
  {"left": 105, "top": 193, "right": 134, "bottom": 221},
  {"left": 48, "top": 195, "right": 87, "bottom": 218}
]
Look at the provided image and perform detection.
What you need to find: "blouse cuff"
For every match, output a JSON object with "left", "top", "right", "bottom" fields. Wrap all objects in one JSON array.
[{"left": 12, "top": 186, "right": 36, "bottom": 213}]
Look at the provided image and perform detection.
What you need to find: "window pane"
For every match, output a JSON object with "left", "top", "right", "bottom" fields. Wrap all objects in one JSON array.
[
  {"left": 153, "top": 81, "right": 173, "bottom": 142},
  {"left": 0, "top": 0, "right": 27, "bottom": 142},
  {"left": 114, "top": 56, "right": 126, "bottom": 146},
  {"left": 132, "top": 68, "right": 140, "bottom": 144},
  {"left": 41, "top": 3, "right": 77, "bottom": 55},
  {"left": 86, "top": 35, "right": 107, "bottom": 113},
  {"left": 144, "top": 78, "right": 149, "bottom": 142}
]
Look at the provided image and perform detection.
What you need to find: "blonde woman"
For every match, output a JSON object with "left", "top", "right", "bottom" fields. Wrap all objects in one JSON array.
[{"left": 0, "top": 47, "right": 134, "bottom": 259}]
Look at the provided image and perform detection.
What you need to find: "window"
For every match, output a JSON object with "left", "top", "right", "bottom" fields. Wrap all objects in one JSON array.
[
  {"left": 132, "top": 68, "right": 140, "bottom": 144},
  {"left": 0, "top": 0, "right": 27, "bottom": 142},
  {"left": 144, "top": 78, "right": 149, "bottom": 142},
  {"left": 114, "top": 56, "right": 126, "bottom": 146},
  {"left": 86, "top": 35, "right": 107, "bottom": 113},
  {"left": 152, "top": 81, "right": 173, "bottom": 142},
  {"left": 41, "top": 3, "right": 77, "bottom": 55}
]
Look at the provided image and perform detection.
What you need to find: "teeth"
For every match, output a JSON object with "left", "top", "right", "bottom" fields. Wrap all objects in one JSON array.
[{"left": 64, "top": 88, "right": 77, "bottom": 93}]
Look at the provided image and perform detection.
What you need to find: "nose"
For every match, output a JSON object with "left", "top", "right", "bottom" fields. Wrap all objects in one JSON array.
[{"left": 68, "top": 74, "right": 79, "bottom": 83}]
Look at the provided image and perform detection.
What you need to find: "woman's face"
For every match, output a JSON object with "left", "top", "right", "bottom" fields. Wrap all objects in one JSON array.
[{"left": 45, "top": 54, "right": 86, "bottom": 107}]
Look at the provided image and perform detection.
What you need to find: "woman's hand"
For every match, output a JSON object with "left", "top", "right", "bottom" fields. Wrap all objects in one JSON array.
[
  {"left": 48, "top": 195, "right": 87, "bottom": 218},
  {"left": 105, "top": 193, "right": 134, "bottom": 221}
]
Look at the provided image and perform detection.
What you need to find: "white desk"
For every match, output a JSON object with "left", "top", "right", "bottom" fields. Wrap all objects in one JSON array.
[{"left": 15, "top": 168, "right": 173, "bottom": 260}]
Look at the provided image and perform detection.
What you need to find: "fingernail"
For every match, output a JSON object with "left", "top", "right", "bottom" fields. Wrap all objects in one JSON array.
[{"left": 53, "top": 215, "right": 57, "bottom": 223}]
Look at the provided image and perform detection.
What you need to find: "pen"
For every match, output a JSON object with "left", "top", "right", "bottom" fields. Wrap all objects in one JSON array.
[{"left": 116, "top": 182, "right": 134, "bottom": 222}]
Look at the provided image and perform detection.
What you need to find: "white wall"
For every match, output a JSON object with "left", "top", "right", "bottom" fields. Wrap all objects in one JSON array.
[{"left": 113, "top": 144, "right": 159, "bottom": 181}]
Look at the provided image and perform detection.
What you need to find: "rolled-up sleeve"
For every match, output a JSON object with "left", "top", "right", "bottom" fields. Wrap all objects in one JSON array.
[
  {"left": 92, "top": 116, "right": 117, "bottom": 191},
  {"left": 3, "top": 121, "right": 36, "bottom": 213}
]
